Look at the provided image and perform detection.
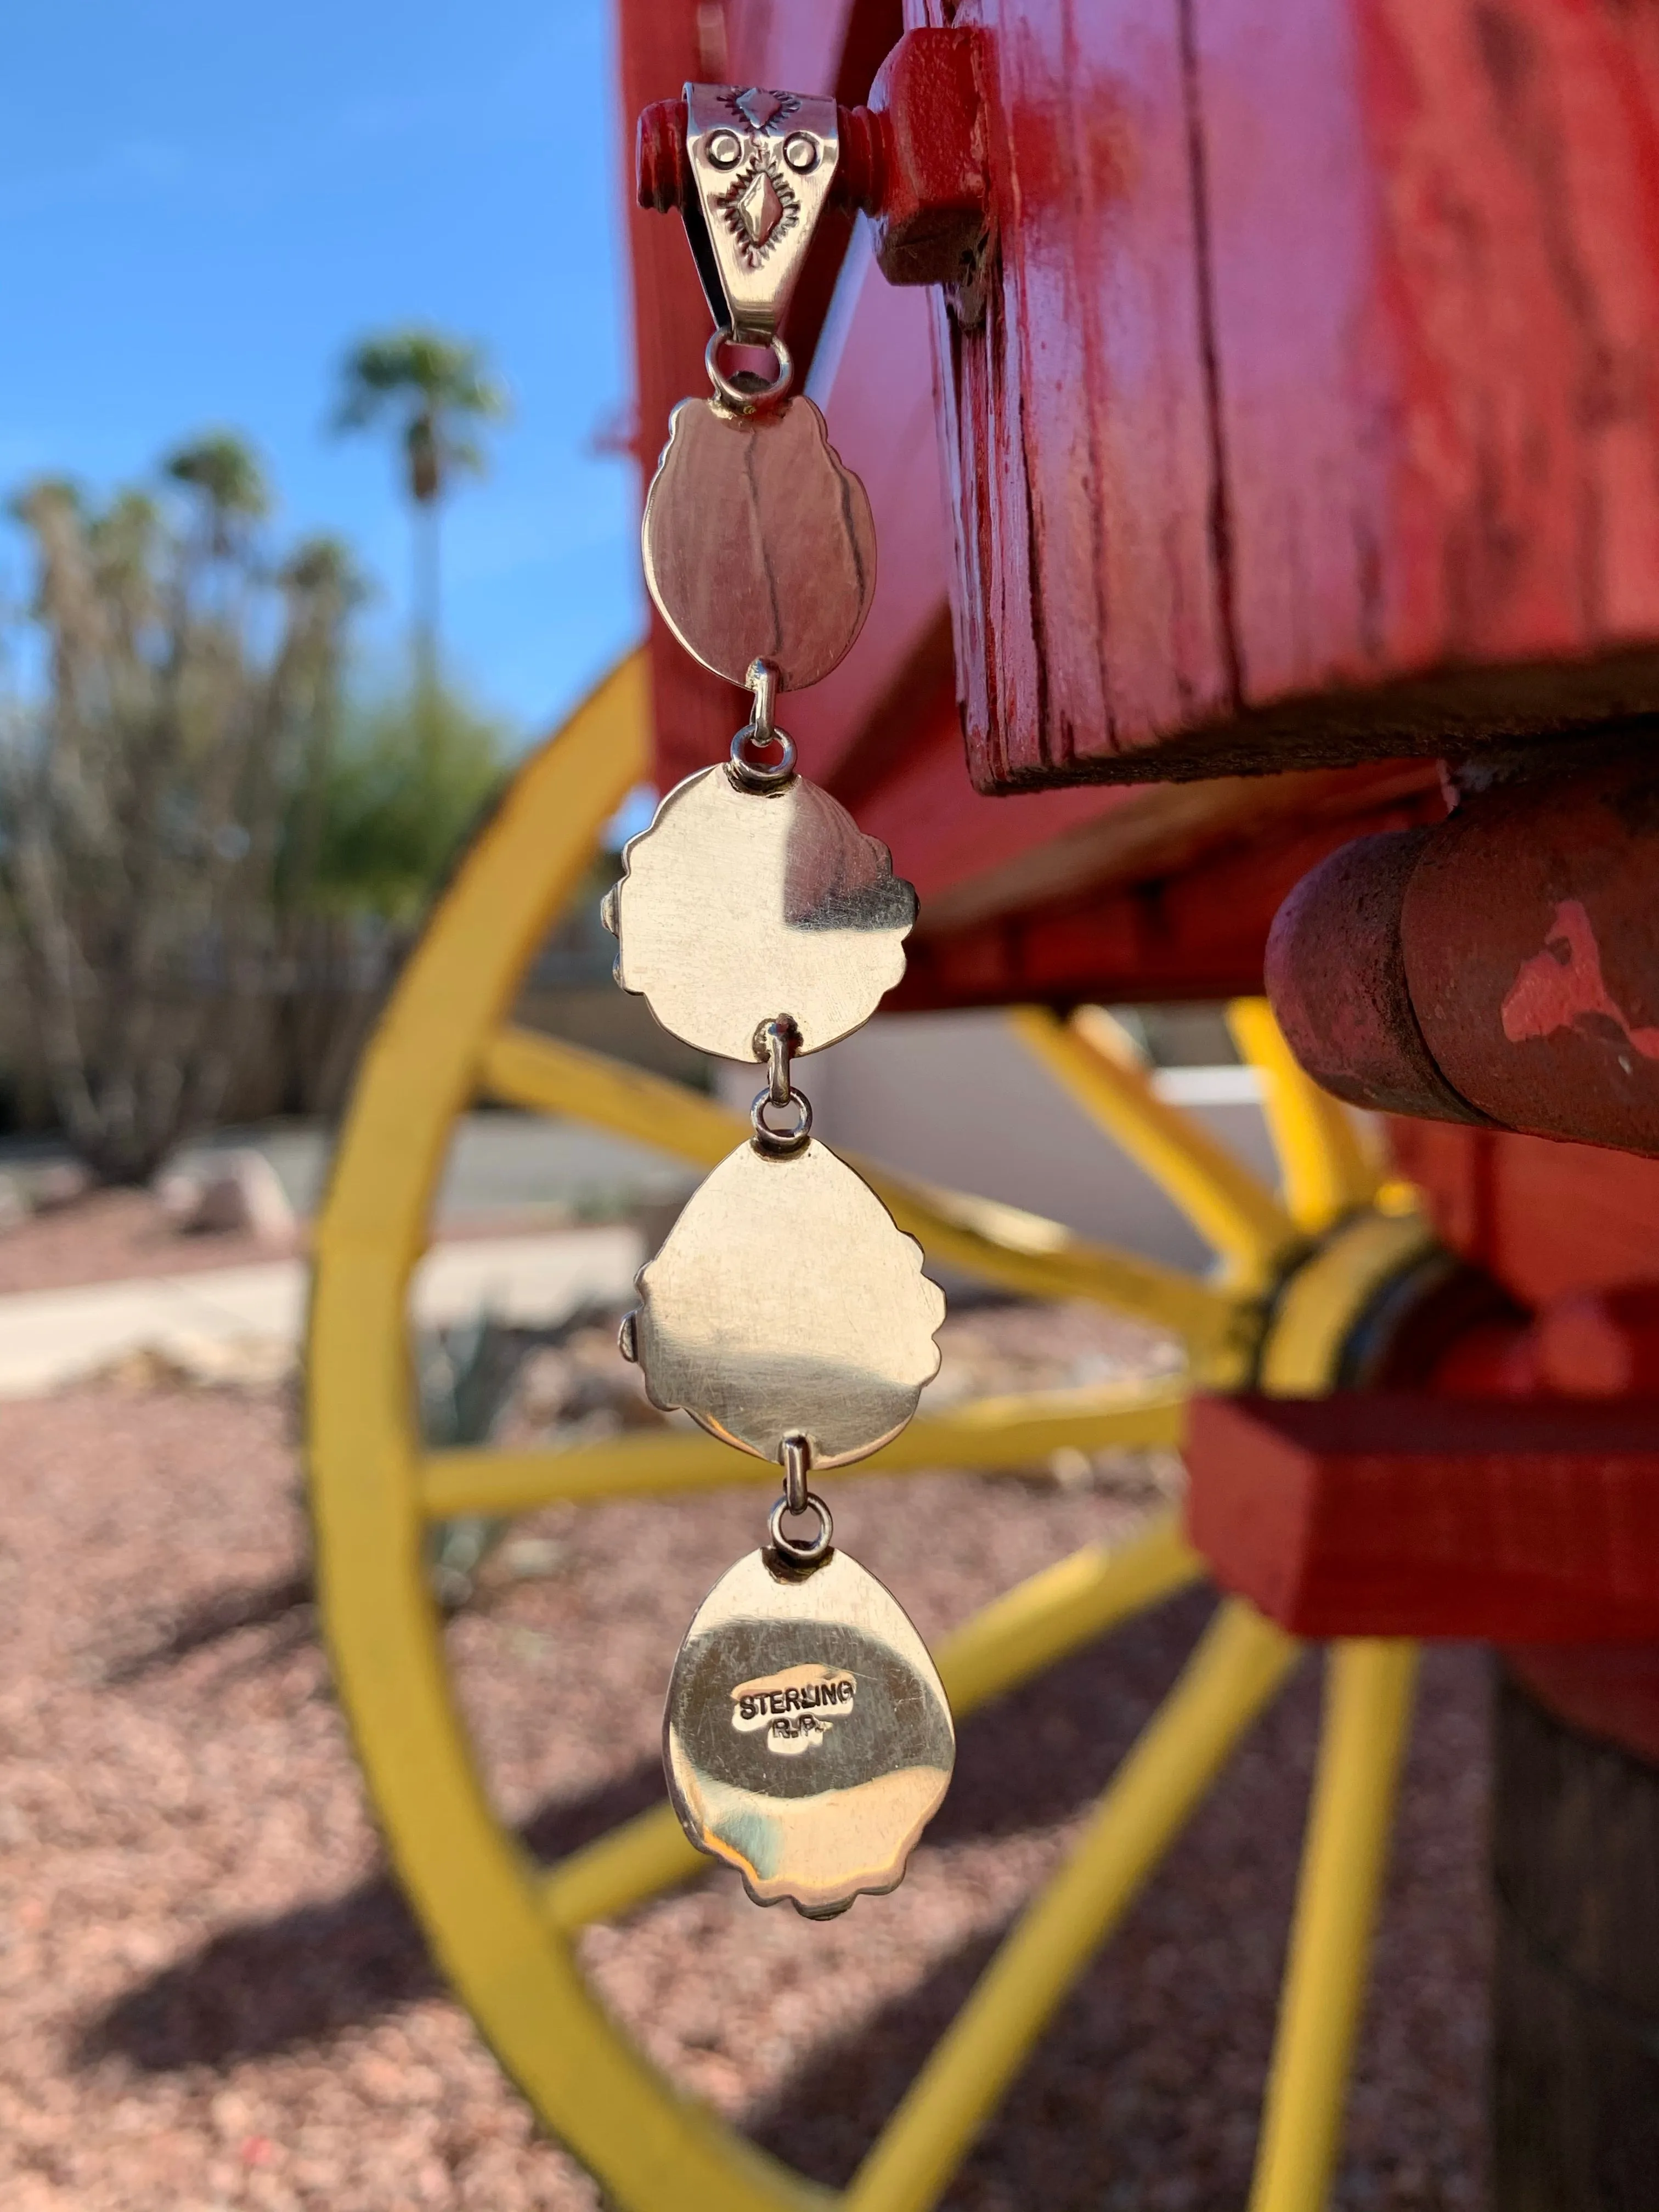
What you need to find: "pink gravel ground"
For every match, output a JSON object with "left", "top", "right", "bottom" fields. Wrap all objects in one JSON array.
[
  {"left": 0, "top": 1189, "right": 295, "bottom": 1295},
  {"left": 0, "top": 1273, "right": 1491, "bottom": 2210},
  {"left": 0, "top": 1371, "right": 1495, "bottom": 2203}
]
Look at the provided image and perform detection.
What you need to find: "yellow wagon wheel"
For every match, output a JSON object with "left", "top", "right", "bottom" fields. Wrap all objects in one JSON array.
[{"left": 309, "top": 652, "right": 1430, "bottom": 2212}]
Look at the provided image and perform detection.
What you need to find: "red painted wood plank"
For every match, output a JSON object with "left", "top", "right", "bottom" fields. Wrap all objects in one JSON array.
[
  {"left": 785, "top": 242, "right": 956, "bottom": 788},
  {"left": 1390, "top": 1120, "right": 1659, "bottom": 1312},
  {"left": 893, "top": 787, "right": 1442, "bottom": 1006},
  {"left": 936, "top": 0, "right": 1659, "bottom": 788},
  {"left": 843, "top": 689, "right": 1438, "bottom": 934},
  {"left": 922, "top": 0, "right": 1231, "bottom": 790},
  {"left": 723, "top": 0, "right": 859, "bottom": 97},
  {"left": 1186, "top": 1393, "right": 1659, "bottom": 1641}
]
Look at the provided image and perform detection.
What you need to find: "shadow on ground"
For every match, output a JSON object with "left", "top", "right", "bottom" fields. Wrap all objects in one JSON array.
[
  {"left": 77, "top": 1600, "right": 1489, "bottom": 2210},
  {"left": 79, "top": 1591, "right": 1217, "bottom": 2072}
]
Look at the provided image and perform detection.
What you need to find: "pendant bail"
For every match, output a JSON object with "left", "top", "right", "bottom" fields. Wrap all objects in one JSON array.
[{"left": 681, "top": 84, "right": 840, "bottom": 343}]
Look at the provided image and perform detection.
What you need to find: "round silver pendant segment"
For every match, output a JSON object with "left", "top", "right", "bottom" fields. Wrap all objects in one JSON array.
[{"left": 603, "top": 764, "right": 916, "bottom": 1061}]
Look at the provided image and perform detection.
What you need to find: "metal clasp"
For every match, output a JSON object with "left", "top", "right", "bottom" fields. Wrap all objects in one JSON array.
[{"left": 681, "top": 84, "right": 840, "bottom": 343}]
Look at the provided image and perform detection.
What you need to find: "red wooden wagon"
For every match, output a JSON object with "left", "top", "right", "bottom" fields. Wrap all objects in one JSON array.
[{"left": 307, "top": 4, "right": 1659, "bottom": 2206}]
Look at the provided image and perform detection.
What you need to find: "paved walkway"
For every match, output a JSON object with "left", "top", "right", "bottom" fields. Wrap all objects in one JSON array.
[{"left": 0, "top": 1227, "right": 643, "bottom": 1397}]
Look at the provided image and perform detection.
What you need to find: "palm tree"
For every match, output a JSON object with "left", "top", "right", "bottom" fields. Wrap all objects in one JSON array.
[
  {"left": 332, "top": 330, "right": 509, "bottom": 693},
  {"left": 163, "top": 432, "right": 270, "bottom": 557}
]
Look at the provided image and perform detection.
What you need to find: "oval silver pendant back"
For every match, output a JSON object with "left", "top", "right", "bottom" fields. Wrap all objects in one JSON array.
[
  {"left": 664, "top": 1544, "right": 955, "bottom": 1916},
  {"left": 641, "top": 396, "right": 876, "bottom": 690}
]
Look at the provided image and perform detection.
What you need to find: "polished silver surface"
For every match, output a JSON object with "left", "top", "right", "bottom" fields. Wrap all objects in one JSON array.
[
  {"left": 729, "top": 719, "right": 797, "bottom": 787},
  {"left": 642, "top": 394, "right": 876, "bottom": 690},
  {"left": 749, "top": 1084, "right": 812, "bottom": 1156},
  {"left": 605, "top": 764, "right": 916, "bottom": 1060},
  {"left": 746, "top": 657, "right": 780, "bottom": 747},
  {"left": 682, "top": 85, "right": 839, "bottom": 342},
  {"left": 628, "top": 1135, "right": 945, "bottom": 1467},
  {"left": 761, "top": 1016, "right": 797, "bottom": 1107},
  {"left": 769, "top": 1487, "right": 832, "bottom": 1566},
  {"left": 663, "top": 1543, "right": 956, "bottom": 1915},
  {"left": 781, "top": 1432, "right": 811, "bottom": 1517},
  {"left": 704, "top": 328, "right": 793, "bottom": 414}
]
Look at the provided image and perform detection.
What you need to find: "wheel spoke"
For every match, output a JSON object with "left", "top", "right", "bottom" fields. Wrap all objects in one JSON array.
[
  {"left": 481, "top": 1025, "right": 1240, "bottom": 1352},
  {"left": 1246, "top": 1639, "right": 1419, "bottom": 2212},
  {"left": 843, "top": 1602, "right": 1301, "bottom": 2212},
  {"left": 1008, "top": 1006, "right": 1297, "bottom": 1289},
  {"left": 1227, "top": 998, "right": 1381, "bottom": 1232},
  {"left": 420, "top": 1379, "right": 1189, "bottom": 1517},
  {"left": 540, "top": 1518, "right": 1207, "bottom": 1933}
]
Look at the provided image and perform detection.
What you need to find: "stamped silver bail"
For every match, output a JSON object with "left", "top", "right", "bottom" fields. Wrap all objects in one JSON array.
[{"left": 682, "top": 83, "right": 839, "bottom": 402}]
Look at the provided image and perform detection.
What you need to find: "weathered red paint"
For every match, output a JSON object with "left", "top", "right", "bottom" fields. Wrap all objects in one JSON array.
[
  {"left": 1265, "top": 826, "right": 1488, "bottom": 1124},
  {"left": 864, "top": 26, "right": 991, "bottom": 289},
  {"left": 1267, "top": 757, "right": 1659, "bottom": 1155},
  {"left": 919, "top": 0, "right": 1659, "bottom": 792},
  {"left": 1501, "top": 902, "right": 1659, "bottom": 1064},
  {"left": 1184, "top": 1393, "right": 1659, "bottom": 1641},
  {"left": 1403, "top": 760, "right": 1659, "bottom": 1154}
]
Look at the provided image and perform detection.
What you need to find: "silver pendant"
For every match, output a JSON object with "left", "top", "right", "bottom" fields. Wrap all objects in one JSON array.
[
  {"left": 617, "top": 77, "right": 956, "bottom": 1910},
  {"left": 624, "top": 1133, "right": 945, "bottom": 1466},
  {"left": 642, "top": 396, "right": 876, "bottom": 690},
  {"left": 664, "top": 1542, "right": 955, "bottom": 1917},
  {"left": 602, "top": 758, "right": 915, "bottom": 1062}
]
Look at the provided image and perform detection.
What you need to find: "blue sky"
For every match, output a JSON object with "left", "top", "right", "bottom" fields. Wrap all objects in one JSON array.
[{"left": 0, "top": 0, "right": 642, "bottom": 738}]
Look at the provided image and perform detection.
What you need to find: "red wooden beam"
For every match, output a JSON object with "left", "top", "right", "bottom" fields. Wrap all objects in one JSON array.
[
  {"left": 1269, "top": 754, "right": 1659, "bottom": 1156},
  {"left": 930, "top": 0, "right": 1659, "bottom": 791},
  {"left": 1185, "top": 1393, "right": 1659, "bottom": 1641},
  {"left": 1387, "top": 1119, "right": 1659, "bottom": 1312}
]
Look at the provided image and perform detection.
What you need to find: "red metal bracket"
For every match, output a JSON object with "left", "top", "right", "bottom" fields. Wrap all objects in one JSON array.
[{"left": 635, "top": 28, "right": 991, "bottom": 291}]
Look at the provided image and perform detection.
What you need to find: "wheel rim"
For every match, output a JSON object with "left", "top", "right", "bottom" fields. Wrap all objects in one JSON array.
[{"left": 308, "top": 651, "right": 1426, "bottom": 2212}]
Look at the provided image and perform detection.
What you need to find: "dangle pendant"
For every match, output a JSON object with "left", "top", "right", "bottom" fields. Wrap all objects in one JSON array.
[{"left": 603, "top": 80, "right": 954, "bottom": 1919}]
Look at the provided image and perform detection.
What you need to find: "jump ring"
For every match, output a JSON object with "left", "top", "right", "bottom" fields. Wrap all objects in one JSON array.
[
  {"left": 745, "top": 658, "right": 780, "bottom": 748},
  {"left": 759, "top": 1015, "right": 798, "bottom": 1109},
  {"left": 729, "top": 721, "right": 797, "bottom": 788},
  {"left": 768, "top": 1488, "right": 833, "bottom": 1567},
  {"left": 751, "top": 1086, "right": 812, "bottom": 1154},
  {"left": 781, "top": 1432, "right": 810, "bottom": 1516},
  {"left": 706, "top": 328, "right": 794, "bottom": 413}
]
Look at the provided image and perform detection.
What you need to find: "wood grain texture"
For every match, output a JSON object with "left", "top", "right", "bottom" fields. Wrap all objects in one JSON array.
[
  {"left": 783, "top": 243, "right": 956, "bottom": 787},
  {"left": 1491, "top": 1670, "right": 1659, "bottom": 2212},
  {"left": 934, "top": 0, "right": 1659, "bottom": 789},
  {"left": 924, "top": 0, "right": 1231, "bottom": 789}
]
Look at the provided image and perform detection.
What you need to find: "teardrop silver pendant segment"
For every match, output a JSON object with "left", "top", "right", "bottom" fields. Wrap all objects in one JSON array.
[
  {"left": 627, "top": 1136, "right": 945, "bottom": 1466},
  {"left": 664, "top": 1543, "right": 955, "bottom": 1916}
]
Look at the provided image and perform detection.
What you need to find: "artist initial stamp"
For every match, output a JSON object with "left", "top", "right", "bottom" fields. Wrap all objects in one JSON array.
[{"left": 730, "top": 1661, "right": 857, "bottom": 1756}]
